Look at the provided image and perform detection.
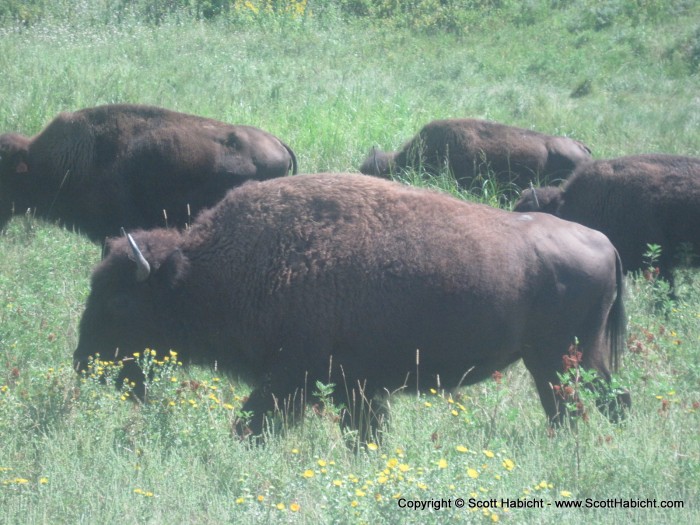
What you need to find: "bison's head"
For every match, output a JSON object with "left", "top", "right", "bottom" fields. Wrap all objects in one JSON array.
[
  {"left": 0, "top": 133, "right": 31, "bottom": 230},
  {"left": 513, "top": 186, "right": 564, "bottom": 215},
  {"left": 544, "top": 137, "right": 592, "bottom": 178},
  {"left": 359, "top": 147, "right": 395, "bottom": 178},
  {"left": 73, "top": 229, "right": 190, "bottom": 395}
]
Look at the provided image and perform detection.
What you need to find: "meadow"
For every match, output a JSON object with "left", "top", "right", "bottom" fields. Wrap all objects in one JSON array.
[{"left": 0, "top": 1, "right": 699, "bottom": 523}]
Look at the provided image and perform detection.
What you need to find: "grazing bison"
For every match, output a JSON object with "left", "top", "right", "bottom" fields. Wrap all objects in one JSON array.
[
  {"left": 360, "top": 119, "right": 591, "bottom": 191},
  {"left": 0, "top": 104, "right": 297, "bottom": 242},
  {"left": 73, "top": 173, "right": 628, "bottom": 438},
  {"left": 514, "top": 154, "right": 700, "bottom": 287}
]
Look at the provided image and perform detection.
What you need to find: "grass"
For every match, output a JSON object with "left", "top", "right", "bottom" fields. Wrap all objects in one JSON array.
[{"left": 1, "top": 1, "right": 699, "bottom": 523}]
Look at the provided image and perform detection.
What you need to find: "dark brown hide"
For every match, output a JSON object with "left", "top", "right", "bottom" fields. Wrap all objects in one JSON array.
[
  {"left": 360, "top": 119, "right": 591, "bottom": 191},
  {"left": 74, "top": 173, "right": 628, "bottom": 435},
  {"left": 514, "top": 154, "right": 700, "bottom": 285},
  {"left": 0, "top": 104, "right": 297, "bottom": 241}
]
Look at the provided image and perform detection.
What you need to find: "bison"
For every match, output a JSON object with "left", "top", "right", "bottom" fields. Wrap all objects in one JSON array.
[
  {"left": 73, "top": 173, "right": 629, "bottom": 438},
  {"left": 514, "top": 154, "right": 700, "bottom": 288},
  {"left": 0, "top": 104, "right": 297, "bottom": 242},
  {"left": 360, "top": 119, "right": 591, "bottom": 192}
]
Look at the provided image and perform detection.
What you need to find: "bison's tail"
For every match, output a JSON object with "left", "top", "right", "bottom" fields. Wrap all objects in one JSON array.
[
  {"left": 283, "top": 142, "right": 298, "bottom": 175},
  {"left": 607, "top": 250, "right": 626, "bottom": 373}
]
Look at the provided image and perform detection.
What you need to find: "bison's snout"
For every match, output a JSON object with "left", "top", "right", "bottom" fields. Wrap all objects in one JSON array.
[
  {"left": 72, "top": 345, "right": 94, "bottom": 375},
  {"left": 73, "top": 350, "right": 147, "bottom": 401}
]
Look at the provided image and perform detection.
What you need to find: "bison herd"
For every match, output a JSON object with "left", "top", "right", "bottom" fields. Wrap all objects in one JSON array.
[{"left": 3, "top": 103, "right": 699, "bottom": 440}]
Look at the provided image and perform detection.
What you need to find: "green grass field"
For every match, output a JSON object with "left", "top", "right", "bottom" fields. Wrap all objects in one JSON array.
[{"left": 1, "top": 1, "right": 699, "bottom": 523}]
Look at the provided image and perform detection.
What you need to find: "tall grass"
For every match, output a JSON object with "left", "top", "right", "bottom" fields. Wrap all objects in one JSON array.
[{"left": 1, "top": 1, "right": 699, "bottom": 523}]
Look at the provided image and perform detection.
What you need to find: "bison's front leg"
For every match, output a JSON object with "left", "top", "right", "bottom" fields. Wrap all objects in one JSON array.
[{"left": 116, "top": 358, "right": 147, "bottom": 402}]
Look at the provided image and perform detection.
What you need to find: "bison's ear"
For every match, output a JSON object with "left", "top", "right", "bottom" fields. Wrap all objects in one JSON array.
[
  {"left": 0, "top": 153, "right": 29, "bottom": 175},
  {"left": 158, "top": 249, "right": 190, "bottom": 289},
  {"left": 11, "top": 148, "right": 30, "bottom": 174},
  {"left": 533, "top": 187, "right": 565, "bottom": 214}
]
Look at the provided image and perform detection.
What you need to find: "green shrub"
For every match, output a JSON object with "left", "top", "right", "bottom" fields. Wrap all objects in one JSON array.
[
  {"left": 665, "top": 25, "right": 700, "bottom": 73},
  {"left": 0, "top": 0, "right": 50, "bottom": 24}
]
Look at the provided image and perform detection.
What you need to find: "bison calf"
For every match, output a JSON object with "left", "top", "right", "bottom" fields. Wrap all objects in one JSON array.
[
  {"left": 74, "top": 173, "right": 628, "bottom": 438},
  {"left": 515, "top": 154, "right": 700, "bottom": 288},
  {"left": 360, "top": 118, "right": 591, "bottom": 192},
  {"left": 0, "top": 104, "right": 297, "bottom": 242}
]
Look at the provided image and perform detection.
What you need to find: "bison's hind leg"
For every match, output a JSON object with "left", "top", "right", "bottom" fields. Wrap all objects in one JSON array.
[
  {"left": 524, "top": 344, "right": 631, "bottom": 427},
  {"left": 337, "top": 384, "right": 391, "bottom": 450},
  {"left": 235, "top": 386, "right": 307, "bottom": 442},
  {"left": 522, "top": 354, "right": 570, "bottom": 425},
  {"left": 590, "top": 377, "right": 631, "bottom": 423}
]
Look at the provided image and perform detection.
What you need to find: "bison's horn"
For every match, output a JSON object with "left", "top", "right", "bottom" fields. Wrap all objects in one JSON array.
[
  {"left": 372, "top": 147, "right": 380, "bottom": 175},
  {"left": 529, "top": 182, "right": 540, "bottom": 210},
  {"left": 127, "top": 233, "right": 151, "bottom": 282}
]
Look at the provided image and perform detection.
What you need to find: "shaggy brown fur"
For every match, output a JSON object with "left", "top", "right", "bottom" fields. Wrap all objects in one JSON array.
[
  {"left": 360, "top": 118, "right": 591, "bottom": 191},
  {"left": 514, "top": 154, "right": 700, "bottom": 286},
  {"left": 0, "top": 104, "right": 297, "bottom": 242},
  {"left": 74, "top": 173, "right": 628, "bottom": 437}
]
